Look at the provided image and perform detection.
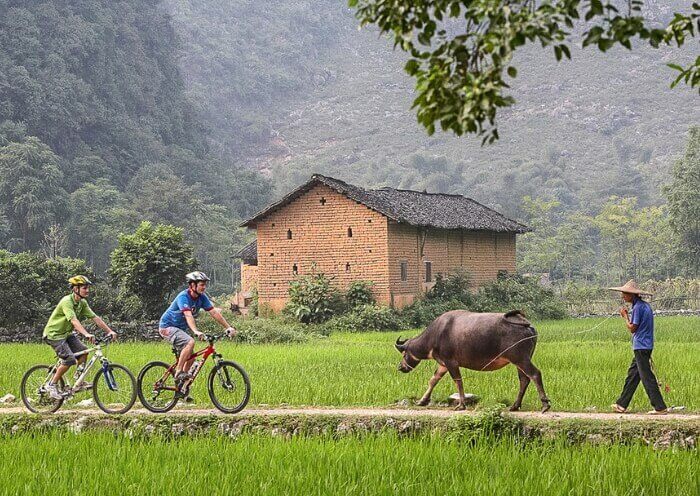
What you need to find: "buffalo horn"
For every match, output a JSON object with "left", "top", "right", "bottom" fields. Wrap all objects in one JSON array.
[{"left": 395, "top": 337, "right": 408, "bottom": 352}]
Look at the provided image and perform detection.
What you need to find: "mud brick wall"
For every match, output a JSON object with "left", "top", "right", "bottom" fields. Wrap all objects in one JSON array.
[
  {"left": 255, "top": 184, "right": 392, "bottom": 311},
  {"left": 387, "top": 222, "right": 516, "bottom": 308},
  {"left": 240, "top": 263, "right": 258, "bottom": 295}
]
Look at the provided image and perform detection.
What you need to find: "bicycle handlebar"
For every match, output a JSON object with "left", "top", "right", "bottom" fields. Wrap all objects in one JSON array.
[{"left": 94, "top": 334, "right": 116, "bottom": 346}]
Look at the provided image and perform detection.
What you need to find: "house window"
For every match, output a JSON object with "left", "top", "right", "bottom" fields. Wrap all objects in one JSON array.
[
  {"left": 424, "top": 261, "right": 432, "bottom": 283},
  {"left": 400, "top": 261, "right": 408, "bottom": 282},
  {"left": 345, "top": 263, "right": 351, "bottom": 272},
  {"left": 319, "top": 197, "right": 327, "bottom": 205},
  {"left": 347, "top": 227, "right": 353, "bottom": 237},
  {"left": 292, "top": 264, "right": 298, "bottom": 275},
  {"left": 287, "top": 229, "right": 292, "bottom": 240}
]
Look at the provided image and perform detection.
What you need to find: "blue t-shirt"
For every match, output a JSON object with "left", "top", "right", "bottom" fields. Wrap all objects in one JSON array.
[
  {"left": 630, "top": 297, "right": 654, "bottom": 350},
  {"left": 159, "top": 289, "right": 214, "bottom": 330}
]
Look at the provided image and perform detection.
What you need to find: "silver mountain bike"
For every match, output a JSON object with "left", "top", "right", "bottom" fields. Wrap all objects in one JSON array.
[{"left": 21, "top": 335, "right": 136, "bottom": 414}]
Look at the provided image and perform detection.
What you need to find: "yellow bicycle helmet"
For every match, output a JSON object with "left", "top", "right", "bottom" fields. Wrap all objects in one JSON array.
[{"left": 68, "top": 275, "right": 93, "bottom": 287}]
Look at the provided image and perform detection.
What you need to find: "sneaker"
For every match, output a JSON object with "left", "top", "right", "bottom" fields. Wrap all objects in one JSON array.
[
  {"left": 45, "top": 383, "right": 63, "bottom": 400},
  {"left": 175, "top": 371, "right": 191, "bottom": 384},
  {"left": 647, "top": 408, "right": 668, "bottom": 415},
  {"left": 175, "top": 372, "right": 191, "bottom": 390},
  {"left": 611, "top": 403, "right": 627, "bottom": 414}
]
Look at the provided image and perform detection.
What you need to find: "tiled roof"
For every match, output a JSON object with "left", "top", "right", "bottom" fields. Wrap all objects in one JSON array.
[{"left": 241, "top": 174, "right": 529, "bottom": 233}]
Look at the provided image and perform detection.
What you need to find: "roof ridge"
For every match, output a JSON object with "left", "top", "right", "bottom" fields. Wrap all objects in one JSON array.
[{"left": 373, "top": 186, "right": 469, "bottom": 199}]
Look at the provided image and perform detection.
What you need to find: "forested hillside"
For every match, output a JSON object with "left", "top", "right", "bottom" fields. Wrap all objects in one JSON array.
[
  {"left": 0, "top": 0, "right": 697, "bottom": 293},
  {"left": 161, "top": 0, "right": 698, "bottom": 283},
  {"left": 0, "top": 0, "right": 272, "bottom": 290},
  {"left": 165, "top": 0, "right": 697, "bottom": 218}
]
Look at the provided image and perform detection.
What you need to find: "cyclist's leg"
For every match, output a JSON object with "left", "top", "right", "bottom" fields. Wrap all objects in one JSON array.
[
  {"left": 169, "top": 328, "right": 194, "bottom": 377},
  {"left": 45, "top": 338, "right": 77, "bottom": 384},
  {"left": 65, "top": 334, "right": 92, "bottom": 390},
  {"left": 66, "top": 334, "right": 89, "bottom": 366}
]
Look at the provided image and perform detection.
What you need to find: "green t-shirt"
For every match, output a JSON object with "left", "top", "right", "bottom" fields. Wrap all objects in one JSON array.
[{"left": 43, "top": 294, "right": 97, "bottom": 340}]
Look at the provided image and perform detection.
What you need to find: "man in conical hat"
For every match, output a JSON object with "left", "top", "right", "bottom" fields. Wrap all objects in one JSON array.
[{"left": 608, "top": 280, "right": 668, "bottom": 415}]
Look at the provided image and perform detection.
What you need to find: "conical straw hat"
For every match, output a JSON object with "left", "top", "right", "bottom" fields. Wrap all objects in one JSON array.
[{"left": 607, "top": 279, "right": 653, "bottom": 296}]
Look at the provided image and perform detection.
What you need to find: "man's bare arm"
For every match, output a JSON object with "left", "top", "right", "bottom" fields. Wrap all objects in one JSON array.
[
  {"left": 71, "top": 318, "right": 95, "bottom": 342},
  {"left": 92, "top": 316, "right": 117, "bottom": 339},
  {"left": 184, "top": 311, "right": 204, "bottom": 339}
]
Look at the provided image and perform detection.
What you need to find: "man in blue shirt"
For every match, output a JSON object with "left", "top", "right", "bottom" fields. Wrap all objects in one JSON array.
[
  {"left": 159, "top": 271, "right": 236, "bottom": 391},
  {"left": 609, "top": 280, "right": 668, "bottom": 415}
]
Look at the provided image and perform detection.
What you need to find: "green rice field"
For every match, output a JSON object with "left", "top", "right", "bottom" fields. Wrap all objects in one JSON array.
[
  {"left": 0, "top": 431, "right": 697, "bottom": 496},
  {"left": 1, "top": 316, "right": 698, "bottom": 412}
]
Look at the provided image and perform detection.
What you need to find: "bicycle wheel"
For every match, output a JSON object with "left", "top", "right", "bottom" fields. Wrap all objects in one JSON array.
[
  {"left": 93, "top": 363, "right": 137, "bottom": 414},
  {"left": 208, "top": 360, "right": 250, "bottom": 414},
  {"left": 21, "top": 365, "right": 65, "bottom": 414},
  {"left": 137, "top": 361, "right": 179, "bottom": 413}
]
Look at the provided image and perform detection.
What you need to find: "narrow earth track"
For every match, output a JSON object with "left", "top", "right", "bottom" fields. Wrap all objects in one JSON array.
[{"left": 1, "top": 406, "right": 697, "bottom": 421}]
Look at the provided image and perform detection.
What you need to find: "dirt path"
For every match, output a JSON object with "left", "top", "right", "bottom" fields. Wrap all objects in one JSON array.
[{"left": 1, "top": 406, "right": 697, "bottom": 421}]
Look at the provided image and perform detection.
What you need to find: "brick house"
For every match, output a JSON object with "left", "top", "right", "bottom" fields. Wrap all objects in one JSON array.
[{"left": 234, "top": 174, "right": 529, "bottom": 313}]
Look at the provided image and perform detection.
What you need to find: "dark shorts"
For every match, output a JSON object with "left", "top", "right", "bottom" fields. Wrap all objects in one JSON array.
[
  {"left": 159, "top": 327, "right": 193, "bottom": 354},
  {"left": 45, "top": 334, "right": 88, "bottom": 366}
]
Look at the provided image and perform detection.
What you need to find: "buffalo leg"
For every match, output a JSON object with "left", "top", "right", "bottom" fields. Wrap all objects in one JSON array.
[
  {"left": 518, "top": 360, "right": 550, "bottom": 412},
  {"left": 510, "top": 368, "right": 530, "bottom": 412},
  {"left": 446, "top": 362, "right": 466, "bottom": 411},
  {"left": 417, "top": 364, "right": 448, "bottom": 406}
]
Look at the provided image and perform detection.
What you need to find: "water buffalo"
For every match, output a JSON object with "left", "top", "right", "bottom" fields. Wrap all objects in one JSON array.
[{"left": 395, "top": 310, "right": 550, "bottom": 412}]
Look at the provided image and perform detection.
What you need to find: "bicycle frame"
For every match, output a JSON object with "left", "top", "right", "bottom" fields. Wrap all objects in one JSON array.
[
  {"left": 47, "top": 341, "right": 113, "bottom": 394},
  {"left": 159, "top": 339, "right": 223, "bottom": 392}
]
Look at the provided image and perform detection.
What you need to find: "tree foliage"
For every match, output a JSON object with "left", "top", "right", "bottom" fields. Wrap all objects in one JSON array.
[
  {"left": 0, "top": 1, "right": 272, "bottom": 289},
  {"left": 0, "top": 136, "right": 66, "bottom": 250},
  {"left": 67, "top": 179, "right": 133, "bottom": 273},
  {"left": 665, "top": 126, "right": 700, "bottom": 276},
  {"left": 0, "top": 250, "right": 92, "bottom": 327},
  {"left": 109, "top": 222, "right": 196, "bottom": 318},
  {"left": 349, "top": 0, "right": 699, "bottom": 142},
  {"left": 518, "top": 195, "right": 679, "bottom": 282}
]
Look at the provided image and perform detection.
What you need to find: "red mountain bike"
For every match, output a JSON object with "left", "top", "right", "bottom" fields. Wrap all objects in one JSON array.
[{"left": 137, "top": 333, "right": 250, "bottom": 414}]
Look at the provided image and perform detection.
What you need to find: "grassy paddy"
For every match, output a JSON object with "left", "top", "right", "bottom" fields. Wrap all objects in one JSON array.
[
  {"left": 0, "top": 316, "right": 698, "bottom": 412},
  {"left": 0, "top": 431, "right": 697, "bottom": 496}
]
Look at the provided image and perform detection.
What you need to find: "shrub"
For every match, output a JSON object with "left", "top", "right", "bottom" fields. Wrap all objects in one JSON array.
[
  {"left": 473, "top": 274, "right": 567, "bottom": 319},
  {"left": 284, "top": 272, "right": 341, "bottom": 323},
  {"left": 248, "top": 287, "right": 259, "bottom": 317},
  {"left": 322, "top": 304, "right": 407, "bottom": 332},
  {"left": 199, "top": 313, "right": 328, "bottom": 344},
  {"left": 400, "top": 298, "right": 469, "bottom": 328},
  {"left": 427, "top": 268, "right": 473, "bottom": 306},
  {"left": 346, "top": 280, "right": 375, "bottom": 308}
]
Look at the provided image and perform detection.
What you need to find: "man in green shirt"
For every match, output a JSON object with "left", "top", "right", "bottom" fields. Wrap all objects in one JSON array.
[{"left": 42, "top": 275, "right": 117, "bottom": 399}]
